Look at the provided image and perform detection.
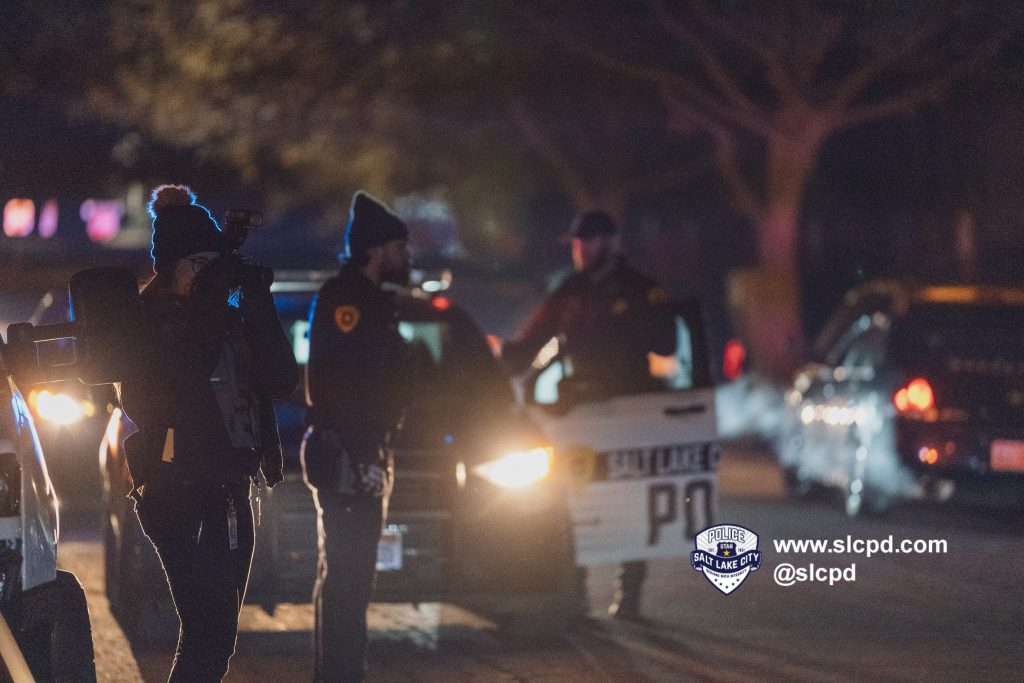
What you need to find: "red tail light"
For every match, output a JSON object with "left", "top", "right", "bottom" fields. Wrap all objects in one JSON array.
[
  {"left": 431, "top": 296, "right": 451, "bottom": 311},
  {"left": 722, "top": 339, "right": 746, "bottom": 381},
  {"left": 894, "top": 377, "right": 934, "bottom": 413}
]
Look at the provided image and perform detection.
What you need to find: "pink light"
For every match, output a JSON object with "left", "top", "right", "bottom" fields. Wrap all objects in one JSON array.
[
  {"left": 4, "top": 198, "right": 36, "bottom": 237},
  {"left": 80, "top": 199, "right": 123, "bottom": 243},
  {"left": 38, "top": 200, "right": 59, "bottom": 238}
]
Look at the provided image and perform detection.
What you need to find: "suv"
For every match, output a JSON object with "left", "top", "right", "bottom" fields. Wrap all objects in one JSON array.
[
  {"left": 0, "top": 343, "right": 95, "bottom": 679},
  {"left": 102, "top": 274, "right": 580, "bottom": 637},
  {"left": 779, "top": 280, "right": 1024, "bottom": 515}
]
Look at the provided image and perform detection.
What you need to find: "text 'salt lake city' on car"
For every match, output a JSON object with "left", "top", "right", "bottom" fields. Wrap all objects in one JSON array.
[{"left": 779, "top": 280, "right": 1024, "bottom": 516}]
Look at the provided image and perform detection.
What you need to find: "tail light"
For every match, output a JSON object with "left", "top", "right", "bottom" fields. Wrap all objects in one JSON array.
[
  {"left": 722, "top": 339, "right": 746, "bottom": 381},
  {"left": 894, "top": 377, "right": 934, "bottom": 413}
]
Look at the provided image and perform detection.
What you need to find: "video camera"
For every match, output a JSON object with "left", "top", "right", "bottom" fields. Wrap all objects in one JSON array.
[
  {"left": 218, "top": 208, "right": 274, "bottom": 292},
  {"left": 0, "top": 210, "right": 272, "bottom": 388},
  {"left": 1, "top": 268, "right": 142, "bottom": 387}
]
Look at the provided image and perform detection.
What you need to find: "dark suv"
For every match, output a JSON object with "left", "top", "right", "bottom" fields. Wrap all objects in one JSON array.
[
  {"left": 102, "top": 274, "right": 579, "bottom": 638},
  {"left": 779, "top": 281, "right": 1024, "bottom": 515}
]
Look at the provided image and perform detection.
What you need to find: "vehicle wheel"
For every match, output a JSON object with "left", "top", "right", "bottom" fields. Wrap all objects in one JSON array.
[
  {"left": 110, "top": 516, "right": 178, "bottom": 644},
  {"left": 103, "top": 512, "right": 121, "bottom": 611}
]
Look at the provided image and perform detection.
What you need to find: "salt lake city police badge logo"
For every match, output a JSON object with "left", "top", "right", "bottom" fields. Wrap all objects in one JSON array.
[{"left": 691, "top": 524, "right": 762, "bottom": 595}]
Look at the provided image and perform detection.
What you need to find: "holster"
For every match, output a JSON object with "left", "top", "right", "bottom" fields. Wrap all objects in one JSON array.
[{"left": 300, "top": 426, "right": 358, "bottom": 494}]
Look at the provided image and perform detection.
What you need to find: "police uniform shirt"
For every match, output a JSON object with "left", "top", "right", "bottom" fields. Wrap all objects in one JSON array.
[
  {"left": 306, "top": 262, "right": 408, "bottom": 460},
  {"left": 504, "top": 257, "right": 676, "bottom": 393}
]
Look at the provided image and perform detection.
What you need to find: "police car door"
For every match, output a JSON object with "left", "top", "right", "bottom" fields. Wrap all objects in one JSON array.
[{"left": 526, "top": 299, "right": 719, "bottom": 567}]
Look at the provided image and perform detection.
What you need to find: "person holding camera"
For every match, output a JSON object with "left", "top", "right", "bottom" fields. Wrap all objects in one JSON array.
[
  {"left": 121, "top": 185, "right": 298, "bottom": 682},
  {"left": 302, "top": 191, "right": 411, "bottom": 683}
]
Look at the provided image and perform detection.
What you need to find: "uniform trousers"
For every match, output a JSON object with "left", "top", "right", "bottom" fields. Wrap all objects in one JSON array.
[{"left": 312, "top": 490, "right": 384, "bottom": 683}]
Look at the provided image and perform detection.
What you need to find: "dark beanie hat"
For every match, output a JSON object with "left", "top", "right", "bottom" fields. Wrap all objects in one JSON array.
[
  {"left": 148, "top": 184, "right": 224, "bottom": 273},
  {"left": 569, "top": 210, "right": 619, "bottom": 239},
  {"left": 344, "top": 191, "right": 408, "bottom": 260}
]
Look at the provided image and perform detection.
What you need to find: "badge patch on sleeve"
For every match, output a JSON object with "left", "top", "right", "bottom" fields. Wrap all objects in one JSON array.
[{"left": 334, "top": 305, "right": 361, "bottom": 333}]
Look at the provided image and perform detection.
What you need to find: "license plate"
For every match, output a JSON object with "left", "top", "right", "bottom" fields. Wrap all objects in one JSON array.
[
  {"left": 376, "top": 525, "right": 403, "bottom": 571},
  {"left": 990, "top": 440, "right": 1024, "bottom": 472}
]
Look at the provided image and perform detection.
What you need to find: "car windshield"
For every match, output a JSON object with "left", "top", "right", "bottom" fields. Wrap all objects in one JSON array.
[
  {"left": 892, "top": 303, "right": 1024, "bottom": 370},
  {"left": 274, "top": 288, "right": 514, "bottom": 410},
  {"left": 397, "top": 312, "right": 516, "bottom": 411}
]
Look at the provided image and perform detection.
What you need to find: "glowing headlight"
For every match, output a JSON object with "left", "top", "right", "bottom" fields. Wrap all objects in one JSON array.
[
  {"left": 474, "top": 447, "right": 553, "bottom": 489},
  {"left": 35, "top": 391, "right": 84, "bottom": 425}
]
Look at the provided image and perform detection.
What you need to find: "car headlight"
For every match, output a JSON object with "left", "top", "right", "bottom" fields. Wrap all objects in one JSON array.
[
  {"left": 474, "top": 446, "right": 553, "bottom": 489},
  {"left": 34, "top": 390, "right": 84, "bottom": 425}
]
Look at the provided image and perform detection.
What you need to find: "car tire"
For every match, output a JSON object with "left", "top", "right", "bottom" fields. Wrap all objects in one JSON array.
[
  {"left": 103, "top": 512, "right": 121, "bottom": 610},
  {"left": 109, "top": 513, "right": 178, "bottom": 644}
]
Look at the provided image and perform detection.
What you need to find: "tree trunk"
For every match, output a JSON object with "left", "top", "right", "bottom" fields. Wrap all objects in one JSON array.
[
  {"left": 740, "top": 131, "right": 822, "bottom": 380},
  {"left": 759, "top": 131, "right": 819, "bottom": 271}
]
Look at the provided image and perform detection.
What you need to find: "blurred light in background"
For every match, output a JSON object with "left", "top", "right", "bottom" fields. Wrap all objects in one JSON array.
[
  {"left": 291, "top": 320, "right": 310, "bottom": 364},
  {"left": 722, "top": 338, "right": 746, "bottom": 381},
  {"left": 3, "top": 198, "right": 35, "bottom": 237},
  {"left": 38, "top": 199, "right": 59, "bottom": 238},
  {"left": 80, "top": 199, "right": 124, "bottom": 242},
  {"left": 30, "top": 390, "right": 88, "bottom": 425}
]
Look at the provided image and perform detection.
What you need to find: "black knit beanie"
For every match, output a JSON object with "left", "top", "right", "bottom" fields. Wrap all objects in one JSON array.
[
  {"left": 569, "top": 210, "right": 619, "bottom": 239},
  {"left": 148, "top": 184, "right": 224, "bottom": 273},
  {"left": 343, "top": 191, "right": 408, "bottom": 261}
]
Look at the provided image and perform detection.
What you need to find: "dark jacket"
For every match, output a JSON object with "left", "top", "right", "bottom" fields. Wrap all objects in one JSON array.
[
  {"left": 503, "top": 257, "right": 676, "bottom": 395},
  {"left": 305, "top": 263, "right": 408, "bottom": 463},
  {"left": 122, "top": 282, "right": 298, "bottom": 489}
]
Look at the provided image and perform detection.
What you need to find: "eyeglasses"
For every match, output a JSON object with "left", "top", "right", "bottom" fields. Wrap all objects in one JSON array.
[{"left": 185, "top": 255, "right": 213, "bottom": 273}]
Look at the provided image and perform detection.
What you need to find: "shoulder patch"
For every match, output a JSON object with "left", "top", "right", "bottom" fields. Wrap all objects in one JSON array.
[
  {"left": 647, "top": 286, "right": 668, "bottom": 305},
  {"left": 334, "top": 305, "right": 361, "bottom": 333}
]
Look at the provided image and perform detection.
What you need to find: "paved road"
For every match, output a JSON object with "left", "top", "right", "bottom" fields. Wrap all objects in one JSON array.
[{"left": 58, "top": 448, "right": 1024, "bottom": 682}]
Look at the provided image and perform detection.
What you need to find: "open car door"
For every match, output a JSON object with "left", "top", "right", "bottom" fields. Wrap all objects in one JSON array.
[{"left": 523, "top": 299, "right": 719, "bottom": 567}]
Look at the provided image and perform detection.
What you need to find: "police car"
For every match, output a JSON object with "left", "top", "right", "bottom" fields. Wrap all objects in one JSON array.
[
  {"left": 102, "top": 272, "right": 581, "bottom": 637},
  {"left": 779, "top": 281, "right": 1024, "bottom": 515},
  {"left": 0, "top": 337, "right": 96, "bottom": 679},
  {"left": 517, "top": 297, "right": 720, "bottom": 569}
]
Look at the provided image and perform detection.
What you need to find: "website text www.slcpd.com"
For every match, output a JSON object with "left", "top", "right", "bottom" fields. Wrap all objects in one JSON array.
[{"left": 773, "top": 535, "right": 948, "bottom": 559}]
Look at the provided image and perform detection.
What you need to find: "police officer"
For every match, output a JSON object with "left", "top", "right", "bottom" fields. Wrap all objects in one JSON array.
[
  {"left": 501, "top": 210, "right": 677, "bottom": 621},
  {"left": 123, "top": 185, "right": 298, "bottom": 682},
  {"left": 302, "top": 191, "right": 411, "bottom": 683}
]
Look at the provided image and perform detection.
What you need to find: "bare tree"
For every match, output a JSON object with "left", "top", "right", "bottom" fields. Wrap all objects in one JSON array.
[
  {"left": 525, "top": 0, "right": 1019, "bottom": 271},
  {"left": 512, "top": 0, "right": 1020, "bottom": 373}
]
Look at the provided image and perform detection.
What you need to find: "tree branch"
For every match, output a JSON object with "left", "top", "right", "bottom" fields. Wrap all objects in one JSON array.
[
  {"left": 510, "top": 3, "right": 776, "bottom": 139},
  {"left": 831, "top": 11, "right": 952, "bottom": 111},
  {"left": 837, "top": 26, "right": 1016, "bottom": 130},
  {"left": 687, "top": 0, "right": 803, "bottom": 110},
  {"left": 661, "top": 89, "right": 760, "bottom": 220},
  {"left": 646, "top": 0, "right": 760, "bottom": 116},
  {"left": 689, "top": 0, "right": 781, "bottom": 66},
  {"left": 506, "top": 95, "right": 593, "bottom": 208},
  {"left": 794, "top": 14, "right": 842, "bottom": 88}
]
